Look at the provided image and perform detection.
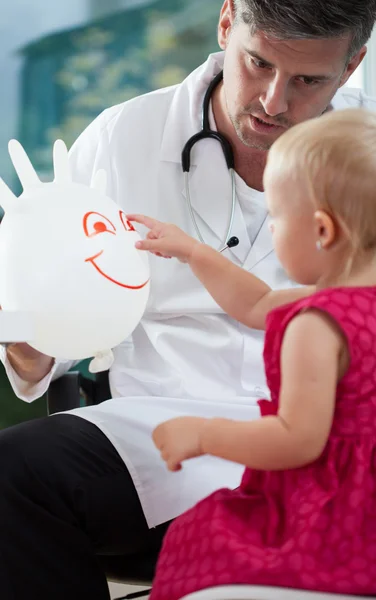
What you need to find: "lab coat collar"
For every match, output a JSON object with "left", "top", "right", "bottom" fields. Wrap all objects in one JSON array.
[{"left": 160, "top": 52, "right": 225, "bottom": 166}]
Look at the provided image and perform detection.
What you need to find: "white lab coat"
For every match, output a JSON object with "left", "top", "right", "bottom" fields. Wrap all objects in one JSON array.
[{"left": 2, "top": 52, "right": 376, "bottom": 527}]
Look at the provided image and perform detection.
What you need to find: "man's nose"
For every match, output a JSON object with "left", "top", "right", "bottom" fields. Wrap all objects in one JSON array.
[{"left": 259, "top": 75, "right": 288, "bottom": 117}]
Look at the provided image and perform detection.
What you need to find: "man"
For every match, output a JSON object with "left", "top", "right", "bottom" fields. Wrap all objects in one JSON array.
[{"left": 1, "top": 1, "right": 376, "bottom": 599}]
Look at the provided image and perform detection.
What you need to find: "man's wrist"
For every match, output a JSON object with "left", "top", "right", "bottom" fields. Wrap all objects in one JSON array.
[
  {"left": 0, "top": 342, "right": 17, "bottom": 353},
  {"left": 5, "top": 343, "right": 55, "bottom": 382}
]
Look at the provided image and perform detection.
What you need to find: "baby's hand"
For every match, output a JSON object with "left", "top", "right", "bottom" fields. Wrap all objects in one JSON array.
[
  {"left": 152, "top": 416, "right": 208, "bottom": 471},
  {"left": 127, "top": 214, "right": 200, "bottom": 263}
]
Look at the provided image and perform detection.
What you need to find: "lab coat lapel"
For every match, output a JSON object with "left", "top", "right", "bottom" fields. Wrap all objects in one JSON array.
[{"left": 242, "top": 216, "right": 274, "bottom": 271}]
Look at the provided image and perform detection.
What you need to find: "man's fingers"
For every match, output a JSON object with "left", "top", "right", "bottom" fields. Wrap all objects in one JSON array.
[{"left": 127, "top": 214, "right": 162, "bottom": 230}]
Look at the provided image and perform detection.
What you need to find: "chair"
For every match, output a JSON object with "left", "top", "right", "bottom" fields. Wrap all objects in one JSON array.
[
  {"left": 179, "top": 586, "right": 369, "bottom": 599},
  {"left": 47, "top": 370, "right": 154, "bottom": 600}
]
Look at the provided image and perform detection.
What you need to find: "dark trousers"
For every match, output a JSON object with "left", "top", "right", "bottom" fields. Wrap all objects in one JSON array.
[{"left": 0, "top": 414, "right": 169, "bottom": 600}]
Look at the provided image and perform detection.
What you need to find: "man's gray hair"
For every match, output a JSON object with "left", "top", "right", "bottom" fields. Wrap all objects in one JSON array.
[{"left": 234, "top": 0, "right": 376, "bottom": 59}]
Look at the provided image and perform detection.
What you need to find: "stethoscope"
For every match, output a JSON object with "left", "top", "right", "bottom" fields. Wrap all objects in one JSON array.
[{"left": 181, "top": 70, "right": 239, "bottom": 254}]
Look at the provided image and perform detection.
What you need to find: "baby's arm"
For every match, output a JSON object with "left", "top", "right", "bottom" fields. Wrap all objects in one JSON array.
[
  {"left": 201, "top": 310, "right": 344, "bottom": 469},
  {"left": 188, "top": 242, "right": 314, "bottom": 329},
  {"left": 153, "top": 309, "right": 346, "bottom": 472},
  {"left": 129, "top": 214, "right": 313, "bottom": 329}
]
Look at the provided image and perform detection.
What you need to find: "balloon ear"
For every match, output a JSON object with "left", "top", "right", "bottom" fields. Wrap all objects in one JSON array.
[
  {"left": 8, "top": 140, "right": 41, "bottom": 191},
  {"left": 0, "top": 177, "right": 17, "bottom": 213},
  {"left": 91, "top": 169, "right": 107, "bottom": 195},
  {"left": 53, "top": 140, "right": 72, "bottom": 184}
]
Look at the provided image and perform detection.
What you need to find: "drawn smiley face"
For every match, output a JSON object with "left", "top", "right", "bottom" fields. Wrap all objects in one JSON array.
[{"left": 83, "top": 210, "right": 149, "bottom": 289}]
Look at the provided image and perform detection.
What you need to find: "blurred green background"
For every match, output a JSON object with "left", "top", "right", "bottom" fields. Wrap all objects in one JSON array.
[
  {"left": 0, "top": 0, "right": 372, "bottom": 427},
  {"left": 0, "top": 373, "right": 46, "bottom": 428},
  {"left": 2, "top": 0, "right": 220, "bottom": 195}
]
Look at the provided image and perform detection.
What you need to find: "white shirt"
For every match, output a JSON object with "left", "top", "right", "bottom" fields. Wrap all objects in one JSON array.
[
  {"left": 2, "top": 52, "right": 376, "bottom": 527},
  {"left": 208, "top": 101, "right": 268, "bottom": 246}
]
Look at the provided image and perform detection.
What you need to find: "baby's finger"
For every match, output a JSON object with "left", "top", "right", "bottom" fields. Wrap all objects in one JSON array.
[
  {"left": 161, "top": 449, "right": 169, "bottom": 462},
  {"left": 136, "top": 238, "right": 168, "bottom": 253},
  {"left": 127, "top": 214, "right": 162, "bottom": 230},
  {"left": 168, "top": 460, "right": 182, "bottom": 472},
  {"left": 152, "top": 252, "right": 171, "bottom": 259}
]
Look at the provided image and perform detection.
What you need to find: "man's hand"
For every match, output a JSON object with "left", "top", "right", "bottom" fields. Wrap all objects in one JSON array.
[
  {"left": 0, "top": 307, "right": 54, "bottom": 382},
  {"left": 152, "top": 416, "right": 209, "bottom": 471},
  {"left": 127, "top": 214, "right": 200, "bottom": 263}
]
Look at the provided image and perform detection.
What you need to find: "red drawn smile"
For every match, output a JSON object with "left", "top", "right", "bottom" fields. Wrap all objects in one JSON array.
[{"left": 85, "top": 251, "right": 149, "bottom": 290}]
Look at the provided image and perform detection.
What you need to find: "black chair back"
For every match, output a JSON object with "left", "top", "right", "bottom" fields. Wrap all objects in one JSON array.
[{"left": 94, "top": 369, "right": 111, "bottom": 404}]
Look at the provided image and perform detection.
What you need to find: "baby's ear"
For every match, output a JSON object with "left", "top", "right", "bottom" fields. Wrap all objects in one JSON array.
[
  {"left": 8, "top": 140, "right": 41, "bottom": 191},
  {"left": 53, "top": 140, "right": 71, "bottom": 184},
  {"left": 314, "top": 210, "right": 336, "bottom": 249},
  {"left": 91, "top": 169, "right": 107, "bottom": 195}
]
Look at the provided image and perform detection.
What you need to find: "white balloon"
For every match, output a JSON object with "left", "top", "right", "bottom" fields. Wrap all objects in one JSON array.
[{"left": 0, "top": 140, "right": 150, "bottom": 370}]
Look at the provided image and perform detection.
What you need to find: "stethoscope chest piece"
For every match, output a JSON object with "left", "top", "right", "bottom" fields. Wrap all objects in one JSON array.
[{"left": 219, "top": 236, "right": 240, "bottom": 253}]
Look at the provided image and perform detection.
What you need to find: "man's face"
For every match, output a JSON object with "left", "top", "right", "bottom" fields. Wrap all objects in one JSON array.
[{"left": 219, "top": 6, "right": 365, "bottom": 151}]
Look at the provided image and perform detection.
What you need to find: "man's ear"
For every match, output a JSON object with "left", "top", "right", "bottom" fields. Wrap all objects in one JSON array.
[
  {"left": 218, "top": 0, "right": 237, "bottom": 50},
  {"left": 339, "top": 46, "right": 367, "bottom": 88}
]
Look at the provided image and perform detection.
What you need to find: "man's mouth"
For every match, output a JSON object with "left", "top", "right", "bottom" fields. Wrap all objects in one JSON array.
[
  {"left": 254, "top": 115, "right": 284, "bottom": 127},
  {"left": 250, "top": 115, "right": 286, "bottom": 134}
]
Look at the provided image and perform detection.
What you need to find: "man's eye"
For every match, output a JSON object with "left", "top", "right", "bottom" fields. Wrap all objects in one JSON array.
[
  {"left": 298, "top": 76, "right": 319, "bottom": 86},
  {"left": 252, "top": 59, "right": 268, "bottom": 69}
]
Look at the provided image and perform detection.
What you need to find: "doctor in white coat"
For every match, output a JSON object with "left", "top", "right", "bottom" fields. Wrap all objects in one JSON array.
[{"left": 1, "top": 1, "right": 376, "bottom": 599}]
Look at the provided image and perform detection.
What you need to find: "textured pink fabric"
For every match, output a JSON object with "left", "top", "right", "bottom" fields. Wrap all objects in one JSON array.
[{"left": 150, "top": 288, "right": 376, "bottom": 600}]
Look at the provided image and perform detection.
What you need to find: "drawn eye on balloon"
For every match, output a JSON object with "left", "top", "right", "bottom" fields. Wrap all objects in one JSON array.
[
  {"left": 83, "top": 204, "right": 149, "bottom": 290},
  {"left": 83, "top": 212, "right": 117, "bottom": 237},
  {"left": 119, "top": 210, "right": 136, "bottom": 232},
  {"left": 83, "top": 209, "right": 149, "bottom": 290},
  {"left": 83, "top": 211, "right": 136, "bottom": 238}
]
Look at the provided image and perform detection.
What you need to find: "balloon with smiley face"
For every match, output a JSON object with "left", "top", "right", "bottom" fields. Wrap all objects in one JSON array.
[{"left": 0, "top": 140, "right": 150, "bottom": 372}]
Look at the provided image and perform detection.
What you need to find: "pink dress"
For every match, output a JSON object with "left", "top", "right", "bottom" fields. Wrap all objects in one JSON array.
[{"left": 150, "top": 288, "right": 376, "bottom": 600}]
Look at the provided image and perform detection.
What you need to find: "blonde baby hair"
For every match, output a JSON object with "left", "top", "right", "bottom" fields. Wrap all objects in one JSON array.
[{"left": 265, "top": 108, "right": 376, "bottom": 279}]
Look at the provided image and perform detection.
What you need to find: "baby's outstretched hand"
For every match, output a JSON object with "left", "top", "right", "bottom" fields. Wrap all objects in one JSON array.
[
  {"left": 152, "top": 417, "right": 208, "bottom": 471},
  {"left": 127, "top": 214, "right": 200, "bottom": 263}
]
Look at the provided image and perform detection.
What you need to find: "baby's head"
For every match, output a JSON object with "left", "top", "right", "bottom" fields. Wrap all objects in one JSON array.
[{"left": 264, "top": 108, "right": 376, "bottom": 286}]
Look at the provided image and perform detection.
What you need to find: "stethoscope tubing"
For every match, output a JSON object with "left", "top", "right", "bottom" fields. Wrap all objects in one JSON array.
[{"left": 181, "top": 70, "right": 237, "bottom": 249}]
